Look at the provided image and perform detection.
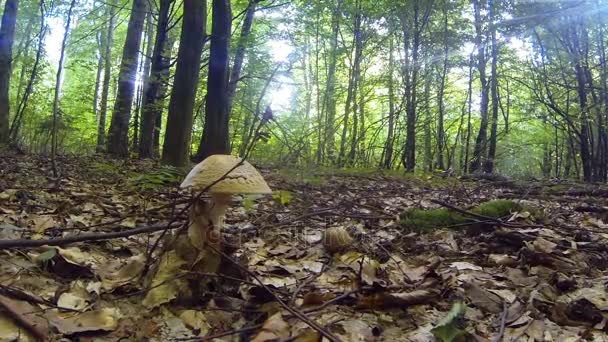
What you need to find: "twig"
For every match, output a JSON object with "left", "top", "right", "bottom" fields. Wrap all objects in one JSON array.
[
  {"left": 207, "top": 244, "right": 342, "bottom": 342},
  {"left": 493, "top": 301, "right": 508, "bottom": 342},
  {"left": 0, "top": 294, "right": 47, "bottom": 341},
  {"left": 0, "top": 222, "right": 184, "bottom": 248}
]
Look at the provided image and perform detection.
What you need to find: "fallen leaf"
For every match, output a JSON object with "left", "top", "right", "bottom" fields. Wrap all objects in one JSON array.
[{"left": 48, "top": 307, "right": 121, "bottom": 334}]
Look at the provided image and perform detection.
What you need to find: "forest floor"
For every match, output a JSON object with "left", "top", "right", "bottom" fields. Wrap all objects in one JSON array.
[{"left": 1, "top": 150, "right": 608, "bottom": 341}]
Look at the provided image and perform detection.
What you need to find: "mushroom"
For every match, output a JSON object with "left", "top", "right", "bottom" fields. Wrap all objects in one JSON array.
[
  {"left": 181, "top": 154, "right": 271, "bottom": 250},
  {"left": 323, "top": 226, "right": 354, "bottom": 253}
]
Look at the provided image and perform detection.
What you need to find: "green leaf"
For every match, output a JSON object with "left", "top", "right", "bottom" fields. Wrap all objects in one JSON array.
[
  {"left": 273, "top": 190, "right": 293, "bottom": 206},
  {"left": 431, "top": 302, "right": 468, "bottom": 342},
  {"left": 243, "top": 195, "right": 256, "bottom": 213}
]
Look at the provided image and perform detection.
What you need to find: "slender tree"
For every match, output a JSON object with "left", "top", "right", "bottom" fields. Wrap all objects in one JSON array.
[
  {"left": 162, "top": 0, "right": 207, "bottom": 166},
  {"left": 106, "top": 0, "right": 148, "bottom": 157},
  {"left": 227, "top": 0, "right": 258, "bottom": 112},
  {"left": 51, "top": 0, "right": 77, "bottom": 176},
  {"left": 140, "top": 0, "right": 172, "bottom": 158},
  {"left": 96, "top": 0, "right": 117, "bottom": 152},
  {"left": 0, "top": 0, "right": 19, "bottom": 144},
  {"left": 10, "top": 0, "right": 43, "bottom": 142},
  {"left": 484, "top": 0, "right": 500, "bottom": 174},
  {"left": 193, "top": 0, "right": 231, "bottom": 161},
  {"left": 469, "top": 0, "right": 490, "bottom": 173}
]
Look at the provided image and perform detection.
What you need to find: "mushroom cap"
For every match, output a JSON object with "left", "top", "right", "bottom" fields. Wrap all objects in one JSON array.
[{"left": 180, "top": 154, "right": 271, "bottom": 195}]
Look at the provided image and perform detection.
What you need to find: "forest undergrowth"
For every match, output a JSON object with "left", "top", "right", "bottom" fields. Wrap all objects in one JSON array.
[{"left": 1, "top": 150, "right": 608, "bottom": 341}]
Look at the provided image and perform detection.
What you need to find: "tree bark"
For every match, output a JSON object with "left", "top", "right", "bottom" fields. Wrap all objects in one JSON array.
[
  {"left": 227, "top": 0, "right": 257, "bottom": 113},
  {"left": 470, "top": 0, "right": 490, "bottom": 173},
  {"left": 133, "top": 9, "right": 155, "bottom": 152},
  {"left": 96, "top": 0, "right": 117, "bottom": 153},
  {"left": 51, "top": 0, "right": 76, "bottom": 177},
  {"left": 106, "top": 0, "right": 148, "bottom": 157},
  {"left": 192, "top": 0, "right": 231, "bottom": 162},
  {"left": 0, "top": 0, "right": 18, "bottom": 144},
  {"left": 321, "top": 1, "right": 341, "bottom": 164},
  {"left": 139, "top": 0, "right": 172, "bottom": 158},
  {"left": 339, "top": 0, "right": 362, "bottom": 167},
  {"left": 9, "top": 0, "right": 44, "bottom": 143},
  {"left": 484, "top": 0, "right": 499, "bottom": 174},
  {"left": 463, "top": 53, "right": 474, "bottom": 173},
  {"left": 436, "top": 0, "right": 449, "bottom": 170},
  {"left": 382, "top": 34, "right": 396, "bottom": 169},
  {"left": 162, "top": 0, "right": 207, "bottom": 166}
]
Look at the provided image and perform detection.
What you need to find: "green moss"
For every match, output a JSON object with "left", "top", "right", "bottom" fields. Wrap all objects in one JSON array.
[
  {"left": 400, "top": 200, "right": 522, "bottom": 233},
  {"left": 473, "top": 200, "right": 521, "bottom": 218},
  {"left": 400, "top": 208, "right": 467, "bottom": 232}
]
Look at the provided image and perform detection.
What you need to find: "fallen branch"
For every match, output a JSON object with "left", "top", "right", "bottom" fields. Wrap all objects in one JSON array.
[
  {"left": 0, "top": 222, "right": 184, "bottom": 249},
  {"left": 0, "top": 294, "right": 48, "bottom": 341}
]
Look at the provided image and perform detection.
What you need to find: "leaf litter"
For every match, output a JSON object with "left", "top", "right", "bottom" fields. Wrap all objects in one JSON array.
[{"left": 1, "top": 151, "right": 608, "bottom": 340}]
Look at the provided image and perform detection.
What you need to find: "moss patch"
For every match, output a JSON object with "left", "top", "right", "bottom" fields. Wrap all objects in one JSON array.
[{"left": 400, "top": 200, "right": 523, "bottom": 233}]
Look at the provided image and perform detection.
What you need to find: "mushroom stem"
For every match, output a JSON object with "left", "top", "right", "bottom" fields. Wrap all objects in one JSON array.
[
  {"left": 187, "top": 194, "right": 231, "bottom": 251},
  {"left": 209, "top": 193, "right": 232, "bottom": 231}
]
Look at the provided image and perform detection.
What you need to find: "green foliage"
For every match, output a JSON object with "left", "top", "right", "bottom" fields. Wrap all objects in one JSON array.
[
  {"left": 272, "top": 190, "right": 293, "bottom": 206},
  {"left": 35, "top": 247, "right": 57, "bottom": 269},
  {"left": 431, "top": 302, "right": 468, "bottom": 342},
  {"left": 129, "top": 165, "right": 182, "bottom": 190}
]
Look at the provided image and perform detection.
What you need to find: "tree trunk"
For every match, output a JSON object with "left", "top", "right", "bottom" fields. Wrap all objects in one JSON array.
[
  {"left": 0, "top": 0, "right": 18, "bottom": 144},
  {"left": 10, "top": 0, "right": 44, "bottom": 142},
  {"left": 106, "top": 0, "right": 148, "bottom": 157},
  {"left": 93, "top": 31, "right": 103, "bottom": 123},
  {"left": 162, "top": 0, "right": 207, "bottom": 166},
  {"left": 133, "top": 9, "right": 155, "bottom": 152},
  {"left": 470, "top": 0, "right": 490, "bottom": 173},
  {"left": 227, "top": 0, "right": 257, "bottom": 112},
  {"left": 463, "top": 53, "right": 474, "bottom": 173},
  {"left": 192, "top": 0, "right": 231, "bottom": 162},
  {"left": 400, "top": 0, "right": 433, "bottom": 171},
  {"left": 436, "top": 0, "right": 449, "bottom": 170},
  {"left": 382, "top": 35, "right": 396, "bottom": 169},
  {"left": 139, "top": 0, "right": 172, "bottom": 158},
  {"left": 96, "top": 0, "right": 117, "bottom": 153},
  {"left": 51, "top": 0, "right": 76, "bottom": 176},
  {"left": 423, "top": 64, "right": 432, "bottom": 172},
  {"left": 484, "top": 0, "right": 499, "bottom": 174},
  {"left": 339, "top": 0, "right": 362, "bottom": 167},
  {"left": 322, "top": 1, "right": 341, "bottom": 164}
]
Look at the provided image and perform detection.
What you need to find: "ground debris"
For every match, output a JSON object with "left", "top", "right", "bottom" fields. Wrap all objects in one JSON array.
[{"left": 1, "top": 152, "right": 608, "bottom": 340}]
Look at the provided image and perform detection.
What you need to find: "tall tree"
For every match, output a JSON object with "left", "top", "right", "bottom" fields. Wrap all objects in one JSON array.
[
  {"left": 10, "top": 0, "right": 42, "bottom": 142},
  {"left": 400, "top": 0, "right": 433, "bottom": 171},
  {"left": 96, "top": 0, "right": 117, "bottom": 152},
  {"left": 381, "top": 33, "right": 397, "bottom": 169},
  {"left": 193, "top": 0, "right": 231, "bottom": 161},
  {"left": 140, "top": 0, "right": 172, "bottom": 158},
  {"left": 162, "top": 0, "right": 207, "bottom": 166},
  {"left": 132, "top": 9, "right": 155, "bottom": 152},
  {"left": 469, "top": 0, "right": 490, "bottom": 173},
  {"left": 51, "top": 0, "right": 76, "bottom": 176},
  {"left": 435, "top": 0, "right": 449, "bottom": 170},
  {"left": 227, "top": 0, "right": 258, "bottom": 112},
  {"left": 0, "top": 0, "right": 18, "bottom": 144},
  {"left": 484, "top": 0, "right": 500, "bottom": 173},
  {"left": 320, "top": 0, "right": 341, "bottom": 164},
  {"left": 106, "top": 0, "right": 148, "bottom": 157}
]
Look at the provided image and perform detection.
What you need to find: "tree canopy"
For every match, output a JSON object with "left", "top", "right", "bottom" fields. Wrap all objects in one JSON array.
[{"left": 0, "top": 0, "right": 607, "bottom": 181}]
